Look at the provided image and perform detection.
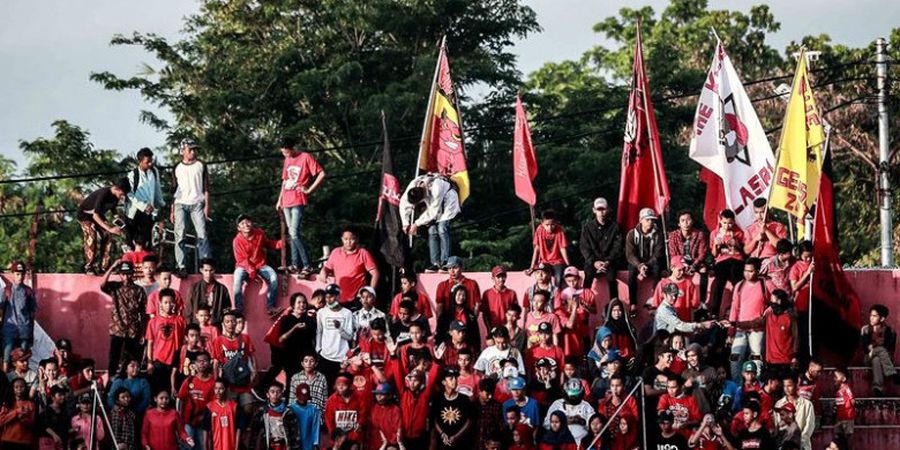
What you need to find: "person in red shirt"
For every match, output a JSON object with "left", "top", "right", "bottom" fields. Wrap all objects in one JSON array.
[
  {"left": 709, "top": 209, "right": 746, "bottom": 318},
  {"left": 145, "top": 289, "right": 187, "bottom": 394},
  {"left": 231, "top": 214, "right": 283, "bottom": 313},
  {"left": 482, "top": 265, "right": 518, "bottom": 330},
  {"left": 554, "top": 268, "right": 597, "bottom": 356},
  {"left": 367, "top": 382, "right": 402, "bottom": 449},
  {"left": 176, "top": 352, "right": 215, "bottom": 448},
  {"left": 597, "top": 374, "right": 638, "bottom": 421},
  {"left": 529, "top": 210, "right": 571, "bottom": 285},
  {"left": 649, "top": 257, "right": 699, "bottom": 322},
  {"left": 209, "top": 310, "right": 258, "bottom": 414},
  {"left": 145, "top": 266, "right": 185, "bottom": 318},
  {"left": 688, "top": 414, "right": 731, "bottom": 450},
  {"left": 320, "top": 228, "right": 379, "bottom": 306},
  {"left": 522, "top": 263, "right": 557, "bottom": 313},
  {"left": 726, "top": 289, "right": 799, "bottom": 373},
  {"left": 142, "top": 390, "right": 193, "bottom": 450},
  {"left": 833, "top": 367, "right": 856, "bottom": 446},
  {"left": 389, "top": 272, "right": 434, "bottom": 319},
  {"left": 323, "top": 373, "right": 367, "bottom": 444},
  {"left": 789, "top": 240, "right": 814, "bottom": 359},
  {"left": 373, "top": 363, "right": 434, "bottom": 450},
  {"left": 743, "top": 198, "right": 788, "bottom": 259},
  {"left": 0, "top": 378, "right": 36, "bottom": 449},
  {"left": 760, "top": 239, "right": 794, "bottom": 294},
  {"left": 456, "top": 348, "right": 482, "bottom": 398},
  {"left": 204, "top": 379, "right": 239, "bottom": 450},
  {"left": 668, "top": 210, "right": 710, "bottom": 304},
  {"left": 726, "top": 258, "right": 771, "bottom": 380},
  {"left": 275, "top": 138, "right": 326, "bottom": 276},
  {"left": 657, "top": 377, "right": 701, "bottom": 437},
  {"left": 435, "top": 256, "right": 481, "bottom": 316},
  {"left": 525, "top": 322, "right": 565, "bottom": 374}
]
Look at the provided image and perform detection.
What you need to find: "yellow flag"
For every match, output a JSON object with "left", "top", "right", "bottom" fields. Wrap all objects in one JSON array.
[{"left": 769, "top": 50, "right": 826, "bottom": 237}]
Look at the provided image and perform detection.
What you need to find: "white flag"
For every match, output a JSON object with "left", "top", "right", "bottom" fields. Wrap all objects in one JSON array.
[{"left": 689, "top": 41, "right": 775, "bottom": 229}]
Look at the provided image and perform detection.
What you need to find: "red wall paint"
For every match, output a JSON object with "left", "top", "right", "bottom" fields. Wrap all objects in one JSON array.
[{"left": 31, "top": 269, "right": 900, "bottom": 369}]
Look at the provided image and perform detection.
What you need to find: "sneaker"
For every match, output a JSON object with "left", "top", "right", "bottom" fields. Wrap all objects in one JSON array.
[
  {"left": 439, "top": 265, "right": 449, "bottom": 274},
  {"left": 174, "top": 268, "right": 189, "bottom": 278},
  {"left": 425, "top": 265, "right": 440, "bottom": 273},
  {"left": 287, "top": 265, "right": 299, "bottom": 274}
]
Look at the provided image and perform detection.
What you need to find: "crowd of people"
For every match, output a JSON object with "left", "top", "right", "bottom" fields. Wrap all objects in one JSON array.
[{"left": 0, "top": 141, "right": 894, "bottom": 450}]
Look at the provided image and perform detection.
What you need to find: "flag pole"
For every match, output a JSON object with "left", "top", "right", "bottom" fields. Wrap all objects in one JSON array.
[
  {"left": 636, "top": 21, "right": 671, "bottom": 268},
  {"left": 410, "top": 36, "right": 445, "bottom": 248}
]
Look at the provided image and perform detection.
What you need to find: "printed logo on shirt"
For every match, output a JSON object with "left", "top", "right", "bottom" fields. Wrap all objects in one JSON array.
[
  {"left": 218, "top": 414, "right": 230, "bottom": 428},
  {"left": 334, "top": 410, "right": 358, "bottom": 431},
  {"left": 440, "top": 406, "right": 462, "bottom": 425},
  {"left": 325, "top": 318, "right": 345, "bottom": 331},
  {"left": 740, "top": 438, "right": 762, "bottom": 448},
  {"left": 283, "top": 166, "right": 302, "bottom": 191}
]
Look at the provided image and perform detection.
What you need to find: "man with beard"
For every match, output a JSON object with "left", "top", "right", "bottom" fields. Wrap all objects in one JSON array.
[{"left": 722, "top": 289, "right": 798, "bottom": 376}]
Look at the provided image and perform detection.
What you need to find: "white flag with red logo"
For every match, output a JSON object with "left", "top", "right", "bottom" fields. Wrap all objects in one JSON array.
[{"left": 689, "top": 40, "right": 775, "bottom": 229}]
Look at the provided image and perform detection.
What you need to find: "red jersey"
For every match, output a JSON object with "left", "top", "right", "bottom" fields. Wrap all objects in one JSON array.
[
  {"left": 835, "top": 383, "right": 856, "bottom": 421},
  {"left": 657, "top": 394, "right": 701, "bottom": 434},
  {"left": 597, "top": 395, "right": 638, "bottom": 423},
  {"left": 797, "top": 373, "right": 822, "bottom": 416},
  {"left": 367, "top": 403, "right": 402, "bottom": 449},
  {"left": 763, "top": 309, "right": 797, "bottom": 364},
  {"left": 533, "top": 224, "right": 568, "bottom": 265},
  {"left": 206, "top": 400, "right": 238, "bottom": 450},
  {"left": 209, "top": 334, "right": 255, "bottom": 393},
  {"left": 324, "top": 392, "right": 367, "bottom": 442},
  {"left": 711, "top": 226, "right": 745, "bottom": 263},
  {"left": 435, "top": 276, "right": 481, "bottom": 312},
  {"left": 525, "top": 345, "right": 565, "bottom": 373},
  {"left": 280, "top": 151, "right": 323, "bottom": 207},
  {"left": 146, "top": 289, "right": 185, "bottom": 316},
  {"left": 524, "top": 311, "right": 561, "bottom": 348},
  {"left": 323, "top": 247, "right": 377, "bottom": 303},
  {"left": 745, "top": 221, "right": 787, "bottom": 259},
  {"left": 789, "top": 261, "right": 812, "bottom": 312},
  {"left": 651, "top": 277, "right": 699, "bottom": 322},
  {"left": 481, "top": 287, "right": 518, "bottom": 328},
  {"left": 199, "top": 324, "right": 219, "bottom": 351},
  {"left": 141, "top": 408, "right": 188, "bottom": 450},
  {"left": 177, "top": 375, "right": 215, "bottom": 427},
  {"left": 146, "top": 315, "right": 186, "bottom": 365},
  {"left": 457, "top": 372, "right": 481, "bottom": 398},
  {"left": 390, "top": 290, "right": 434, "bottom": 319}
]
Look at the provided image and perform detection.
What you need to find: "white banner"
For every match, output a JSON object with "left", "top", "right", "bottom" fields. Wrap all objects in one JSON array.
[{"left": 689, "top": 41, "right": 775, "bottom": 228}]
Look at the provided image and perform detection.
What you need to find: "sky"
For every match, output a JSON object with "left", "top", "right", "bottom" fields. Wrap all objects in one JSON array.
[{"left": 1, "top": 0, "right": 897, "bottom": 169}]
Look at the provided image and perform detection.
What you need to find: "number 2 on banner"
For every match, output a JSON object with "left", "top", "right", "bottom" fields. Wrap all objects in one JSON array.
[{"left": 785, "top": 192, "right": 797, "bottom": 213}]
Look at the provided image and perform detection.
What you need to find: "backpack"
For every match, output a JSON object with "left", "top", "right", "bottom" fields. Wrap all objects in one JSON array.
[{"left": 221, "top": 338, "right": 252, "bottom": 387}]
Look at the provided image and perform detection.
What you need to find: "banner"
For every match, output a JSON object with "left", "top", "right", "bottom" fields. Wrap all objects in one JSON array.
[
  {"left": 690, "top": 40, "right": 775, "bottom": 229},
  {"left": 417, "top": 40, "right": 470, "bottom": 204},
  {"left": 617, "top": 24, "right": 670, "bottom": 230},
  {"left": 513, "top": 95, "right": 538, "bottom": 206},
  {"left": 810, "top": 145, "right": 861, "bottom": 361},
  {"left": 769, "top": 50, "right": 826, "bottom": 237},
  {"left": 375, "top": 114, "right": 408, "bottom": 268}
]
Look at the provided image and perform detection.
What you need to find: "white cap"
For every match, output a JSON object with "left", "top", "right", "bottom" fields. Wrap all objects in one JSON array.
[
  {"left": 639, "top": 207, "right": 657, "bottom": 221},
  {"left": 593, "top": 197, "right": 608, "bottom": 210}
]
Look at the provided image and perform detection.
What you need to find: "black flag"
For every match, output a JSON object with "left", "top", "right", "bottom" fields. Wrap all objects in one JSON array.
[{"left": 375, "top": 112, "right": 408, "bottom": 268}]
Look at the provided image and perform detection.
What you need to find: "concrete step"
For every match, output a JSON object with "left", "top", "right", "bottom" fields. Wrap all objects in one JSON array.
[{"left": 813, "top": 425, "right": 900, "bottom": 447}]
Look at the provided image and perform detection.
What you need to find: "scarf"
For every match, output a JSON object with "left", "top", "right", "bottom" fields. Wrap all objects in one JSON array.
[{"left": 541, "top": 411, "right": 576, "bottom": 448}]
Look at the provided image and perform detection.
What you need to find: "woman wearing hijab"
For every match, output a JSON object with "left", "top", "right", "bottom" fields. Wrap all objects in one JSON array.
[
  {"left": 609, "top": 414, "right": 640, "bottom": 450},
  {"left": 509, "top": 422, "right": 536, "bottom": 450},
  {"left": 601, "top": 299, "right": 638, "bottom": 360},
  {"left": 539, "top": 410, "right": 577, "bottom": 450}
]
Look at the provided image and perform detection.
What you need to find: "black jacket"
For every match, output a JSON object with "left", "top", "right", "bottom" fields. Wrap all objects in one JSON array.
[
  {"left": 625, "top": 225, "right": 665, "bottom": 267},
  {"left": 861, "top": 324, "right": 897, "bottom": 354},
  {"left": 579, "top": 219, "right": 624, "bottom": 266}
]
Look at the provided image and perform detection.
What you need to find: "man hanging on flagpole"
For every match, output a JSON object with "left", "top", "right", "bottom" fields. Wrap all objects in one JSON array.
[{"left": 405, "top": 38, "right": 468, "bottom": 272}]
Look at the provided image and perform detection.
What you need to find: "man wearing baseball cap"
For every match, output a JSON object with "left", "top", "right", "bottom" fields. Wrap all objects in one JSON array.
[
  {"left": 625, "top": 207, "right": 665, "bottom": 311},
  {"left": 367, "top": 382, "right": 401, "bottom": 449},
  {"left": 501, "top": 376, "right": 540, "bottom": 427},
  {"left": 528, "top": 209, "right": 571, "bottom": 285},
  {"left": 231, "top": 214, "right": 283, "bottom": 315},
  {"left": 654, "top": 283, "right": 716, "bottom": 335},
  {"left": 1, "top": 261, "right": 36, "bottom": 371},
  {"left": 434, "top": 256, "right": 481, "bottom": 316},
  {"left": 481, "top": 265, "right": 518, "bottom": 330},
  {"left": 101, "top": 258, "right": 148, "bottom": 374},
  {"left": 430, "top": 368, "right": 476, "bottom": 449},
  {"left": 578, "top": 196, "right": 624, "bottom": 300},
  {"left": 649, "top": 255, "right": 700, "bottom": 321},
  {"left": 286, "top": 382, "right": 322, "bottom": 450}
]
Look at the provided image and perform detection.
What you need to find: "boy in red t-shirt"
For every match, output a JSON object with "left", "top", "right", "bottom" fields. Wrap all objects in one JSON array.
[
  {"left": 389, "top": 273, "right": 434, "bottom": 319},
  {"left": 709, "top": 209, "right": 746, "bottom": 318},
  {"left": 657, "top": 377, "right": 701, "bottom": 437},
  {"left": 146, "top": 266, "right": 184, "bottom": 318},
  {"left": 204, "top": 379, "right": 239, "bottom": 450},
  {"left": 209, "top": 310, "right": 257, "bottom": 413},
  {"left": 193, "top": 306, "right": 219, "bottom": 351},
  {"left": 324, "top": 373, "right": 367, "bottom": 444},
  {"left": 529, "top": 210, "right": 570, "bottom": 285},
  {"left": 481, "top": 266, "right": 518, "bottom": 330},
  {"left": 145, "top": 289, "right": 186, "bottom": 393},
  {"left": 276, "top": 138, "right": 325, "bottom": 276},
  {"left": 833, "top": 367, "right": 856, "bottom": 446},
  {"left": 176, "top": 351, "right": 215, "bottom": 445}
]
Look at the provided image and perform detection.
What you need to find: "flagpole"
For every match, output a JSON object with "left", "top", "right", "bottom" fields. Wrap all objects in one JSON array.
[
  {"left": 636, "top": 21, "right": 671, "bottom": 269},
  {"left": 415, "top": 36, "right": 445, "bottom": 180}
]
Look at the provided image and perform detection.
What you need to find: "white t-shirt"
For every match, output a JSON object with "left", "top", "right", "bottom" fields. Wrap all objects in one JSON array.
[
  {"left": 544, "top": 399, "right": 596, "bottom": 442},
  {"left": 315, "top": 306, "right": 356, "bottom": 362},
  {"left": 173, "top": 160, "right": 207, "bottom": 205},
  {"left": 474, "top": 346, "right": 525, "bottom": 377}
]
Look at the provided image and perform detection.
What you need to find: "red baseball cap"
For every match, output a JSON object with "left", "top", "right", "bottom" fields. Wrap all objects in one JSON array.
[{"left": 491, "top": 265, "right": 507, "bottom": 277}]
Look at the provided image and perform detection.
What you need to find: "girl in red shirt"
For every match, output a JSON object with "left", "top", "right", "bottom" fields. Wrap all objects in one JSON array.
[
  {"left": 142, "top": 390, "right": 193, "bottom": 450},
  {"left": 609, "top": 414, "right": 639, "bottom": 450}
]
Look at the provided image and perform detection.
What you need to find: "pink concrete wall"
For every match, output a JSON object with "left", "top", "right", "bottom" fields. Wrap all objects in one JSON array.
[{"left": 30, "top": 269, "right": 900, "bottom": 369}]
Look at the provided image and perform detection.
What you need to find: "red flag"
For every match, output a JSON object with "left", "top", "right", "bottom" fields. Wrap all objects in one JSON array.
[
  {"left": 617, "top": 24, "right": 670, "bottom": 230},
  {"left": 513, "top": 95, "right": 538, "bottom": 206},
  {"left": 810, "top": 147, "right": 861, "bottom": 362},
  {"left": 700, "top": 167, "right": 726, "bottom": 232}
]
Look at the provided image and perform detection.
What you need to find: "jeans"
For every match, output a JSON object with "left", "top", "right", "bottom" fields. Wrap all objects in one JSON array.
[
  {"left": 428, "top": 220, "right": 452, "bottom": 266},
  {"left": 183, "top": 424, "right": 205, "bottom": 450},
  {"left": 233, "top": 266, "right": 278, "bottom": 310},
  {"left": 730, "top": 330, "right": 765, "bottom": 381},
  {"left": 283, "top": 205, "right": 310, "bottom": 268},
  {"left": 174, "top": 202, "right": 210, "bottom": 270}
]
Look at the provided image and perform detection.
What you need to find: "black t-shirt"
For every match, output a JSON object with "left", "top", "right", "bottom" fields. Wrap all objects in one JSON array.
[
  {"left": 736, "top": 426, "right": 775, "bottom": 449},
  {"left": 77, "top": 187, "right": 120, "bottom": 222},
  {"left": 430, "top": 392, "right": 475, "bottom": 444},
  {"left": 655, "top": 432, "right": 689, "bottom": 450},
  {"left": 276, "top": 314, "right": 316, "bottom": 354}
]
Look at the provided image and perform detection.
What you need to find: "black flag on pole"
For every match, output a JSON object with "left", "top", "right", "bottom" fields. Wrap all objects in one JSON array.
[{"left": 375, "top": 113, "right": 408, "bottom": 268}]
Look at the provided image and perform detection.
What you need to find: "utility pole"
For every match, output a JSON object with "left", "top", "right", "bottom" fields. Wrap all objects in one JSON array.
[{"left": 876, "top": 38, "right": 894, "bottom": 267}]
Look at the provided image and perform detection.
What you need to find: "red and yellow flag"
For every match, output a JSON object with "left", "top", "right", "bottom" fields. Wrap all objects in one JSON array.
[
  {"left": 769, "top": 50, "right": 826, "bottom": 236},
  {"left": 417, "top": 40, "right": 470, "bottom": 204}
]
